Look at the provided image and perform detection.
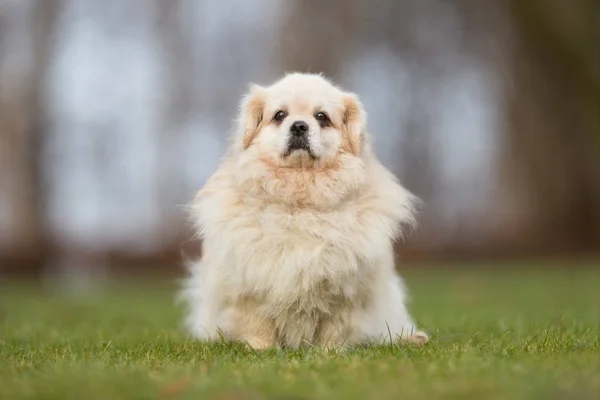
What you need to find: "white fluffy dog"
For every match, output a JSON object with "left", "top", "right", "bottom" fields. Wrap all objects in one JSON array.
[{"left": 182, "top": 73, "right": 428, "bottom": 349}]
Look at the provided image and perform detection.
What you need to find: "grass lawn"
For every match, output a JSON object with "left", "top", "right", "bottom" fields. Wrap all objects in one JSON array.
[{"left": 1, "top": 264, "right": 599, "bottom": 400}]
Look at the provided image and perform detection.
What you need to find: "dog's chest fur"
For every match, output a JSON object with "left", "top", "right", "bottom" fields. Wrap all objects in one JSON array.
[{"left": 210, "top": 194, "right": 391, "bottom": 313}]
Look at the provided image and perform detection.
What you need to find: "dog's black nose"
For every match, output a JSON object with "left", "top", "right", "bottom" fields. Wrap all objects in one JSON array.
[{"left": 290, "top": 121, "right": 309, "bottom": 136}]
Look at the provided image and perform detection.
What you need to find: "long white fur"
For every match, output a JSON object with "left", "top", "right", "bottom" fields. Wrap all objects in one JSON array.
[{"left": 181, "top": 73, "right": 428, "bottom": 348}]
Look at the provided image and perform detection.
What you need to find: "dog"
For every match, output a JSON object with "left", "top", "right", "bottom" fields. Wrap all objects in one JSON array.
[{"left": 181, "top": 73, "right": 429, "bottom": 349}]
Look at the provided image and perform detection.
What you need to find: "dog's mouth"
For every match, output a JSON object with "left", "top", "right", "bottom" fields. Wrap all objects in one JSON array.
[{"left": 283, "top": 137, "right": 317, "bottom": 159}]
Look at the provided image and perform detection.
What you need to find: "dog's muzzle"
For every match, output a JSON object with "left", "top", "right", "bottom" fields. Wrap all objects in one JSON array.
[{"left": 285, "top": 120, "right": 314, "bottom": 157}]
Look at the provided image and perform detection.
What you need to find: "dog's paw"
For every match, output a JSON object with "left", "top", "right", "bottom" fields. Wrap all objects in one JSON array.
[
  {"left": 404, "top": 331, "right": 429, "bottom": 345},
  {"left": 244, "top": 336, "right": 276, "bottom": 351}
]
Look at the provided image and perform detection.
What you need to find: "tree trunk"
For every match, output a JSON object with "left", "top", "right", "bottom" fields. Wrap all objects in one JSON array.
[
  {"left": 498, "top": 0, "right": 600, "bottom": 253},
  {"left": 0, "top": 0, "right": 63, "bottom": 274}
]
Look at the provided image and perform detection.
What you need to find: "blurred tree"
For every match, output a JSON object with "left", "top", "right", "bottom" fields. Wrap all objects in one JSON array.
[
  {"left": 498, "top": 0, "right": 600, "bottom": 252},
  {"left": 155, "top": 0, "right": 195, "bottom": 241},
  {"left": 276, "top": 0, "right": 360, "bottom": 77},
  {"left": 0, "top": 0, "right": 63, "bottom": 272}
]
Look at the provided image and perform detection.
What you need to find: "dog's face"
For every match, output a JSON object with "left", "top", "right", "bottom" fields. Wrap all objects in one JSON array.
[
  {"left": 238, "top": 73, "right": 367, "bottom": 167},
  {"left": 230, "top": 73, "right": 370, "bottom": 207}
]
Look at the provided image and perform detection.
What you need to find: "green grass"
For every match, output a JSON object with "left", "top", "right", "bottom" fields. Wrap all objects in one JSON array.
[{"left": 1, "top": 265, "right": 599, "bottom": 400}]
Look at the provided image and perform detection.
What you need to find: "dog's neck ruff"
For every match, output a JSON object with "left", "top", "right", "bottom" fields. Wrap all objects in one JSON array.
[{"left": 234, "top": 153, "right": 368, "bottom": 210}]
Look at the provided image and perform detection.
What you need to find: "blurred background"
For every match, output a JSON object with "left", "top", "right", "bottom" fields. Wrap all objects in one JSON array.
[{"left": 1, "top": 0, "right": 599, "bottom": 282}]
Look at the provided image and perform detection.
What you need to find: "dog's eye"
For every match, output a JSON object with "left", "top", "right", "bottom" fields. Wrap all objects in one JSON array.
[
  {"left": 315, "top": 112, "right": 329, "bottom": 121},
  {"left": 273, "top": 110, "right": 287, "bottom": 122},
  {"left": 315, "top": 112, "right": 330, "bottom": 126}
]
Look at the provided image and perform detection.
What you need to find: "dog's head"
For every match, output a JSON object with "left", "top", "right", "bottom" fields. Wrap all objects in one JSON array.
[
  {"left": 237, "top": 73, "right": 367, "bottom": 167},
  {"left": 231, "top": 73, "right": 370, "bottom": 207}
]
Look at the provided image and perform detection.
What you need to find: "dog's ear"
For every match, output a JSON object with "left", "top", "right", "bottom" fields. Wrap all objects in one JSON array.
[
  {"left": 341, "top": 93, "right": 367, "bottom": 155},
  {"left": 239, "top": 84, "right": 267, "bottom": 149}
]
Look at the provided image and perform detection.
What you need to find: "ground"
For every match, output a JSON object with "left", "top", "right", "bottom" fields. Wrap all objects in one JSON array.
[{"left": 1, "top": 263, "right": 599, "bottom": 400}]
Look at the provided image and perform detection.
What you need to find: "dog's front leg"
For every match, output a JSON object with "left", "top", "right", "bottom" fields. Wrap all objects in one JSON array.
[
  {"left": 231, "top": 301, "right": 276, "bottom": 350},
  {"left": 316, "top": 316, "right": 355, "bottom": 349}
]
